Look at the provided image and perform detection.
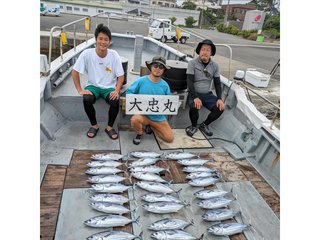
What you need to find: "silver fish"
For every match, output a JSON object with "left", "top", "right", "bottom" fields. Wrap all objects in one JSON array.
[
  {"left": 177, "top": 159, "right": 210, "bottom": 166},
  {"left": 87, "top": 230, "right": 142, "bottom": 240},
  {"left": 89, "top": 193, "right": 130, "bottom": 205},
  {"left": 91, "top": 153, "right": 124, "bottom": 161},
  {"left": 197, "top": 197, "right": 233, "bottom": 209},
  {"left": 131, "top": 172, "right": 168, "bottom": 183},
  {"left": 186, "top": 172, "right": 216, "bottom": 179},
  {"left": 91, "top": 183, "right": 130, "bottom": 193},
  {"left": 151, "top": 230, "right": 203, "bottom": 240},
  {"left": 89, "top": 202, "right": 131, "bottom": 215},
  {"left": 148, "top": 218, "right": 193, "bottom": 231},
  {"left": 142, "top": 202, "right": 186, "bottom": 213},
  {"left": 128, "top": 158, "right": 160, "bottom": 167},
  {"left": 136, "top": 181, "right": 177, "bottom": 194},
  {"left": 141, "top": 193, "right": 181, "bottom": 203},
  {"left": 129, "top": 165, "right": 167, "bottom": 174},
  {"left": 202, "top": 209, "right": 240, "bottom": 221},
  {"left": 85, "top": 166, "right": 123, "bottom": 175},
  {"left": 193, "top": 189, "right": 228, "bottom": 199},
  {"left": 188, "top": 177, "right": 220, "bottom": 187},
  {"left": 182, "top": 166, "right": 216, "bottom": 173},
  {"left": 130, "top": 151, "right": 162, "bottom": 158},
  {"left": 84, "top": 214, "right": 138, "bottom": 228},
  {"left": 87, "top": 160, "right": 123, "bottom": 168},
  {"left": 207, "top": 222, "right": 248, "bottom": 236},
  {"left": 88, "top": 175, "right": 126, "bottom": 184},
  {"left": 164, "top": 152, "right": 197, "bottom": 160}
]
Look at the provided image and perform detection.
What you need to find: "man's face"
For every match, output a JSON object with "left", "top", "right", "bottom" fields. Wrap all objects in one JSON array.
[
  {"left": 96, "top": 32, "right": 110, "bottom": 51},
  {"left": 151, "top": 62, "right": 165, "bottom": 77},
  {"left": 199, "top": 44, "right": 212, "bottom": 63}
]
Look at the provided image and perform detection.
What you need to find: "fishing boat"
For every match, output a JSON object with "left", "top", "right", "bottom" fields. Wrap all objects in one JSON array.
[{"left": 40, "top": 12, "right": 280, "bottom": 239}]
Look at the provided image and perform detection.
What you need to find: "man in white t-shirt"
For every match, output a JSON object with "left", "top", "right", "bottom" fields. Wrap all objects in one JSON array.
[{"left": 72, "top": 24, "right": 124, "bottom": 139}]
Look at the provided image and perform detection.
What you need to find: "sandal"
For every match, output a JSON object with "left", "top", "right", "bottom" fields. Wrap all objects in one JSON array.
[
  {"left": 87, "top": 127, "right": 99, "bottom": 138},
  {"left": 105, "top": 128, "right": 118, "bottom": 140}
]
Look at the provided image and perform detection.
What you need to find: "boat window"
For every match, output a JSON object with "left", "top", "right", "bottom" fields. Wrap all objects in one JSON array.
[
  {"left": 74, "top": 7, "right": 80, "bottom": 11},
  {"left": 66, "top": 6, "right": 72, "bottom": 11},
  {"left": 83, "top": 8, "right": 88, "bottom": 12}
]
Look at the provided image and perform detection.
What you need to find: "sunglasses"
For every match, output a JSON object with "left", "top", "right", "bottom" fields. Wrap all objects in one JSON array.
[
  {"left": 203, "top": 67, "right": 212, "bottom": 79},
  {"left": 153, "top": 63, "right": 165, "bottom": 70}
]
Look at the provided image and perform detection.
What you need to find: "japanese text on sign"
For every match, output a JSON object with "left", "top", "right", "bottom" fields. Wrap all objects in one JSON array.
[{"left": 126, "top": 94, "right": 179, "bottom": 115}]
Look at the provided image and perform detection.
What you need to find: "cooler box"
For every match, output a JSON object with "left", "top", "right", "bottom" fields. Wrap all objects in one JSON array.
[{"left": 245, "top": 70, "right": 271, "bottom": 88}]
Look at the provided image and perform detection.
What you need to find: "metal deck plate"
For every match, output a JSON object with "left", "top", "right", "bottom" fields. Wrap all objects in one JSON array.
[{"left": 155, "top": 129, "right": 213, "bottom": 150}]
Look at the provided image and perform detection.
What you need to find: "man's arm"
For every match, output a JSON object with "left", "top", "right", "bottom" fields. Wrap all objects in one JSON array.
[
  {"left": 213, "top": 76, "right": 224, "bottom": 111},
  {"left": 71, "top": 69, "right": 92, "bottom": 95},
  {"left": 186, "top": 74, "right": 198, "bottom": 100},
  {"left": 109, "top": 75, "right": 124, "bottom": 100}
]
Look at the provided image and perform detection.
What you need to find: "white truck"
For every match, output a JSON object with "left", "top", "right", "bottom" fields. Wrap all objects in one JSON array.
[{"left": 148, "top": 19, "right": 190, "bottom": 44}]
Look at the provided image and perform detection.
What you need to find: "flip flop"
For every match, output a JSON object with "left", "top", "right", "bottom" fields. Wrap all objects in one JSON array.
[
  {"left": 105, "top": 128, "right": 118, "bottom": 140},
  {"left": 87, "top": 127, "right": 99, "bottom": 138}
]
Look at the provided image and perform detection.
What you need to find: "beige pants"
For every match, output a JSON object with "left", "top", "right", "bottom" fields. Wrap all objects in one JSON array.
[{"left": 131, "top": 115, "right": 174, "bottom": 143}]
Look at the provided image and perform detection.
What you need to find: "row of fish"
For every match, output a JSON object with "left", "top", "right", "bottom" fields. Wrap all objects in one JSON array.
[{"left": 83, "top": 151, "right": 249, "bottom": 239}]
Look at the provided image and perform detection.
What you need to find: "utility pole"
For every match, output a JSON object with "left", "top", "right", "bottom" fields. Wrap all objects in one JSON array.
[{"left": 223, "top": 0, "right": 230, "bottom": 27}]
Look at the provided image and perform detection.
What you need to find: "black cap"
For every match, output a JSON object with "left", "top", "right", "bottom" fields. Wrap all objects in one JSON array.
[{"left": 195, "top": 39, "right": 216, "bottom": 56}]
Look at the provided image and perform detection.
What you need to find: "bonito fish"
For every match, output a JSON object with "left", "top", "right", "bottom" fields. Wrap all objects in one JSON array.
[
  {"left": 193, "top": 188, "right": 228, "bottom": 199},
  {"left": 182, "top": 166, "right": 216, "bottom": 173},
  {"left": 141, "top": 193, "right": 181, "bottom": 203},
  {"left": 142, "top": 202, "right": 186, "bottom": 213},
  {"left": 89, "top": 193, "right": 131, "bottom": 204},
  {"left": 131, "top": 172, "right": 168, "bottom": 183},
  {"left": 207, "top": 222, "right": 248, "bottom": 236},
  {"left": 202, "top": 209, "right": 240, "bottom": 221},
  {"left": 129, "top": 165, "right": 167, "bottom": 174},
  {"left": 186, "top": 172, "right": 216, "bottom": 179},
  {"left": 87, "top": 160, "right": 123, "bottom": 168},
  {"left": 88, "top": 175, "right": 126, "bottom": 184},
  {"left": 164, "top": 152, "right": 197, "bottom": 160},
  {"left": 85, "top": 166, "right": 123, "bottom": 175},
  {"left": 91, "top": 183, "right": 130, "bottom": 193},
  {"left": 177, "top": 159, "right": 210, "bottom": 166},
  {"left": 151, "top": 230, "right": 203, "bottom": 240},
  {"left": 128, "top": 157, "right": 160, "bottom": 167},
  {"left": 87, "top": 230, "right": 142, "bottom": 240},
  {"left": 148, "top": 218, "right": 193, "bottom": 231},
  {"left": 89, "top": 202, "right": 132, "bottom": 215},
  {"left": 136, "top": 181, "right": 178, "bottom": 194},
  {"left": 84, "top": 214, "right": 139, "bottom": 228},
  {"left": 197, "top": 197, "right": 233, "bottom": 209},
  {"left": 130, "top": 151, "right": 162, "bottom": 158},
  {"left": 91, "top": 153, "right": 124, "bottom": 161},
  {"left": 188, "top": 177, "right": 220, "bottom": 187}
]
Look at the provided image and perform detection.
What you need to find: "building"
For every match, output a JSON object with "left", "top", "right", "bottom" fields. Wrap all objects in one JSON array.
[
  {"left": 150, "top": 0, "right": 176, "bottom": 8},
  {"left": 221, "top": 4, "right": 256, "bottom": 21}
]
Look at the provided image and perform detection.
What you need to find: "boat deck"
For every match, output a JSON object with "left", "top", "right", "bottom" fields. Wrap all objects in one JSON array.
[{"left": 40, "top": 122, "right": 279, "bottom": 240}]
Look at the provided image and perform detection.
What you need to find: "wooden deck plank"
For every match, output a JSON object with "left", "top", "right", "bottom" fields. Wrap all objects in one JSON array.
[{"left": 40, "top": 165, "right": 67, "bottom": 240}]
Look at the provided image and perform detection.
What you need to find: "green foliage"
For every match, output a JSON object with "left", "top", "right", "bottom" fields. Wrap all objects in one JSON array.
[
  {"left": 185, "top": 16, "right": 197, "bottom": 28},
  {"left": 182, "top": 0, "right": 197, "bottom": 10},
  {"left": 203, "top": 10, "right": 217, "bottom": 25},
  {"left": 216, "top": 23, "right": 224, "bottom": 32},
  {"left": 169, "top": 16, "right": 177, "bottom": 25},
  {"left": 263, "top": 13, "right": 280, "bottom": 31},
  {"left": 240, "top": 29, "right": 257, "bottom": 38},
  {"left": 263, "top": 28, "right": 280, "bottom": 39}
]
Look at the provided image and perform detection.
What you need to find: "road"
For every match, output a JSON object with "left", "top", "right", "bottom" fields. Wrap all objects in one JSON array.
[{"left": 41, "top": 13, "right": 279, "bottom": 74}]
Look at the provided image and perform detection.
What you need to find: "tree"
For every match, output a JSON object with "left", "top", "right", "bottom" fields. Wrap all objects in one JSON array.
[
  {"left": 169, "top": 16, "right": 177, "bottom": 25},
  {"left": 263, "top": 13, "right": 280, "bottom": 31},
  {"left": 248, "top": 0, "right": 278, "bottom": 12},
  {"left": 182, "top": 0, "right": 197, "bottom": 10},
  {"left": 185, "top": 16, "right": 197, "bottom": 28}
]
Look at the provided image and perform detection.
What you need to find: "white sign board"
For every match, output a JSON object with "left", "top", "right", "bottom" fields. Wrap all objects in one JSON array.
[{"left": 126, "top": 94, "right": 179, "bottom": 115}]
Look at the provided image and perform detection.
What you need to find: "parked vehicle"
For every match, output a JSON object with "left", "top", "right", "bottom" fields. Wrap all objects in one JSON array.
[{"left": 148, "top": 19, "right": 190, "bottom": 44}]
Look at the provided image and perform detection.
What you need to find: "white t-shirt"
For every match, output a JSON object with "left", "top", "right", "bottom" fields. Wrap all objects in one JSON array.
[{"left": 73, "top": 48, "right": 124, "bottom": 89}]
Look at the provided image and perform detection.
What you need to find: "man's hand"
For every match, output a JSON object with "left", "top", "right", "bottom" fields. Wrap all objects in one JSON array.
[
  {"left": 78, "top": 89, "right": 93, "bottom": 95},
  {"left": 194, "top": 98, "right": 202, "bottom": 109},
  {"left": 109, "top": 90, "right": 120, "bottom": 100},
  {"left": 216, "top": 99, "right": 225, "bottom": 111}
]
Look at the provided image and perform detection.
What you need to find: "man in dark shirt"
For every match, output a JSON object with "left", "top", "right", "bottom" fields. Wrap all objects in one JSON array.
[{"left": 185, "top": 39, "right": 225, "bottom": 137}]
